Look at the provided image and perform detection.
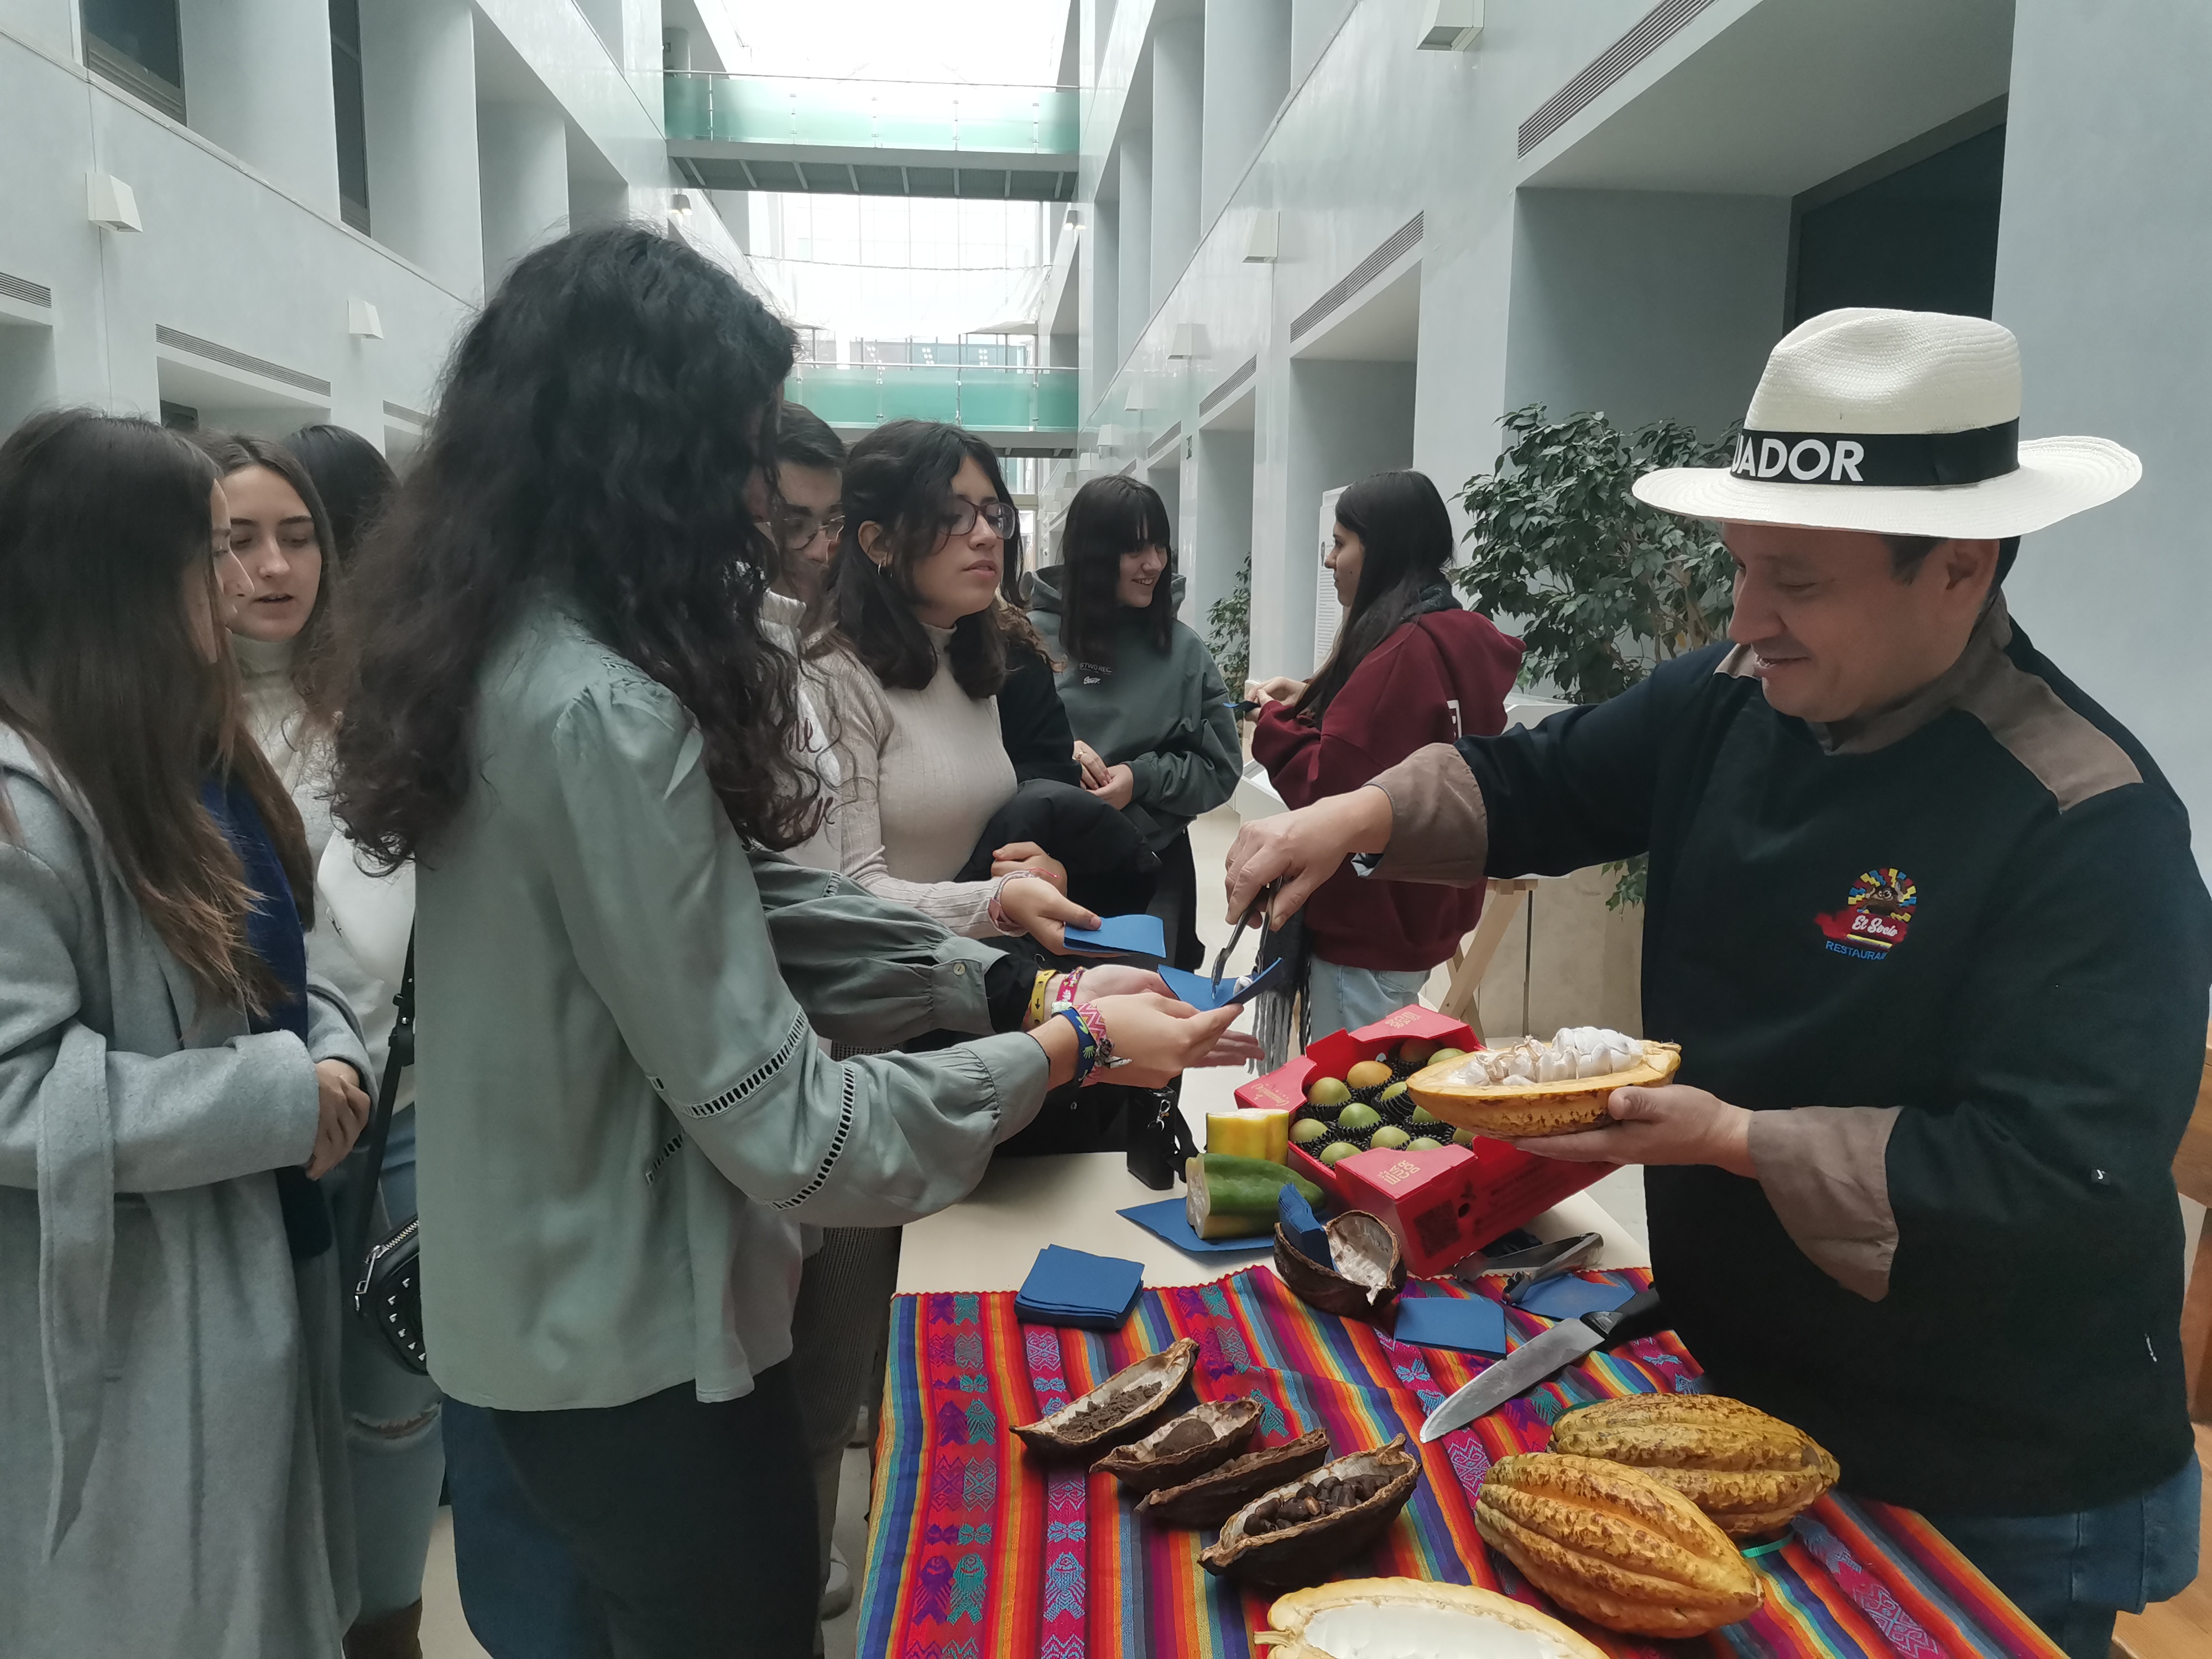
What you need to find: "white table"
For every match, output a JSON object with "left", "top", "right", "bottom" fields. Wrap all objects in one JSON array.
[{"left": 895, "top": 1151, "right": 1647, "bottom": 1295}]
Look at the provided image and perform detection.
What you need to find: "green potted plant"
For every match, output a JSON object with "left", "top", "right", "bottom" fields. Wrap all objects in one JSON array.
[{"left": 1454, "top": 405, "right": 1736, "bottom": 905}]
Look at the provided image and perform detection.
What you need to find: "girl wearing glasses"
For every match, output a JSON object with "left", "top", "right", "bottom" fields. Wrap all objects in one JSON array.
[
  {"left": 765, "top": 403, "right": 846, "bottom": 608},
  {"left": 813, "top": 420, "right": 1099, "bottom": 950}
]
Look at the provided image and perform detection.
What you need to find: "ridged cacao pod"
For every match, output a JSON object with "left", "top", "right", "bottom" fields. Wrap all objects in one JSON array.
[
  {"left": 1546, "top": 1392, "right": 1840, "bottom": 1538},
  {"left": 1256, "top": 1577, "right": 1607, "bottom": 1659},
  {"left": 1474, "top": 1453, "right": 1763, "bottom": 1636}
]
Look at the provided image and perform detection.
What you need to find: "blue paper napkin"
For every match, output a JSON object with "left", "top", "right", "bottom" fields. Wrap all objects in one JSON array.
[
  {"left": 1118, "top": 1199, "right": 1274, "bottom": 1258},
  {"left": 1516, "top": 1275, "right": 1637, "bottom": 1321},
  {"left": 1061, "top": 914, "right": 1167, "bottom": 959},
  {"left": 1014, "top": 1244, "right": 1146, "bottom": 1329},
  {"left": 1276, "top": 1185, "right": 1332, "bottom": 1266},
  {"left": 1160, "top": 957, "right": 1288, "bottom": 1011},
  {"left": 1391, "top": 1291, "right": 1510, "bottom": 1355}
]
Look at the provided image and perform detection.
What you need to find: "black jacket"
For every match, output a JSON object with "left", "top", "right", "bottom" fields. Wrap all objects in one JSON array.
[
  {"left": 1447, "top": 601, "right": 2210, "bottom": 1515},
  {"left": 998, "top": 638, "right": 1082, "bottom": 787},
  {"left": 957, "top": 779, "right": 1158, "bottom": 919}
]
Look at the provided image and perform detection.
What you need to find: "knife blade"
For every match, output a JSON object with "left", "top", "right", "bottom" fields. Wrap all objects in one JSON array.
[{"left": 1417, "top": 1288, "right": 1665, "bottom": 1443}]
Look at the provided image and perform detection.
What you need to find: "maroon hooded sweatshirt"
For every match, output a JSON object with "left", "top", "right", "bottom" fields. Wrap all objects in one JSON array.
[{"left": 1253, "top": 604, "right": 1524, "bottom": 969}]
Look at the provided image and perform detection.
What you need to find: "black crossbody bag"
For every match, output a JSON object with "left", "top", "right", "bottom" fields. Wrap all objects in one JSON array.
[{"left": 336, "top": 937, "right": 428, "bottom": 1375}]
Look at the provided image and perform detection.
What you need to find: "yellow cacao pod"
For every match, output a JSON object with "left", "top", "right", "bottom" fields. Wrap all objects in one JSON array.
[
  {"left": 1547, "top": 1392, "right": 1839, "bottom": 1538},
  {"left": 1474, "top": 1453, "right": 1763, "bottom": 1637}
]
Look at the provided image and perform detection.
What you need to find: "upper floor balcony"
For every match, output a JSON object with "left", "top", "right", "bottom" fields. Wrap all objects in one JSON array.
[{"left": 667, "top": 74, "right": 1077, "bottom": 200}]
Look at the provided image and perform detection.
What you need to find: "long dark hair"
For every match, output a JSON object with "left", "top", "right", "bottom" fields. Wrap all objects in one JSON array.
[
  {"left": 285, "top": 422, "right": 399, "bottom": 561},
  {"left": 331, "top": 226, "right": 815, "bottom": 863},
  {"left": 1293, "top": 469, "right": 1457, "bottom": 722},
  {"left": 1056, "top": 474, "right": 1175, "bottom": 670},
  {"left": 199, "top": 432, "right": 346, "bottom": 727},
  {"left": 0, "top": 410, "right": 309, "bottom": 1010},
  {"left": 821, "top": 420, "right": 1021, "bottom": 700}
]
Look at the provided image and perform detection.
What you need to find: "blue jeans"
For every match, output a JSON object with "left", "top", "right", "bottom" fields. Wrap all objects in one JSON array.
[
  {"left": 442, "top": 1400, "right": 612, "bottom": 1659},
  {"left": 1303, "top": 958, "right": 1430, "bottom": 1044},
  {"left": 330, "top": 1109, "right": 446, "bottom": 1619},
  {"left": 1922, "top": 1454, "right": 2201, "bottom": 1659}
]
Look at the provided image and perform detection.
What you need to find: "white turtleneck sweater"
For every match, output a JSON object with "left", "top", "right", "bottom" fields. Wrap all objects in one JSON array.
[
  {"left": 233, "top": 634, "right": 410, "bottom": 1098},
  {"left": 814, "top": 625, "right": 1018, "bottom": 937}
]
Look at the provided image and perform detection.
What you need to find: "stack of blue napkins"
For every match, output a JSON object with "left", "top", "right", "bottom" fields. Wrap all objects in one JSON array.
[
  {"left": 1014, "top": 1245, "right": 1145, "bottom": 1331},
  {"left": 1392, "top": 1290, "right": 1510, "bottom": 1355}
]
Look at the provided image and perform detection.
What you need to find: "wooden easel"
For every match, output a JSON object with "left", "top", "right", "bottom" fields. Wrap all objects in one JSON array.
[{"left": 1433, "top": 877, "right": 1540, "bottom": 1040}]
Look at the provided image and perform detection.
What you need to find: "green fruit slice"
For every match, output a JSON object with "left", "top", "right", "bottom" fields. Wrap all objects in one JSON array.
[
  {"left": 1451, "top": 1126, "right": 1477, "bottom": 1147},
  {"left": 1368, "top": 1125, "right": 1411, "bottom": 1151},
  {"left": 1317, "top": 1141, "right": 1360, "bottom": 1166},
  {"left": 1405, "top": 1136, "right": 1443, "bottom": 1152},
  {"left": 1335, "top": 1103, "right": 1382, "bottom": 1133},
  {"left": 1289, "top": 1117, "right": 1332, "bottom": 1146},
  {"left": 1408, "top": 1105, "right": 1441, "bottom": 1125},
  {"left": 1427, "top": 1047, "right": 1469, "bottom": 1068}
]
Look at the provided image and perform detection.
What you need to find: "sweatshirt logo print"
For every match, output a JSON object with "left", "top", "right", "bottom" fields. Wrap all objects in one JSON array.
[{"left": 1815, "top": 867, "right": 1917, "bottom": 960}]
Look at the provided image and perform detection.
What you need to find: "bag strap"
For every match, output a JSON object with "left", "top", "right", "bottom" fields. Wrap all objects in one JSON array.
[{"left": 341, "top": 933, "right": 417, "bottom": 1283}]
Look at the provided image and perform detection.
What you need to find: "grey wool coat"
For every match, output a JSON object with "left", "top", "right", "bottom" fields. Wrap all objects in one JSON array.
[{"left": 0, "top": 726, "right": 374, "bottom": 1657}]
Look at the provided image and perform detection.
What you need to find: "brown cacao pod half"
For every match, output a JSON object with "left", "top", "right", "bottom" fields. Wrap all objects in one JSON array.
[
  {"left": 1272, "top": 1212, "right": 1406, "bottom": 1325},
  {"left": 1408, "top": 1040, "right": 1681, "bottom": 1139},
  {"left": 1013, "top": 1337, "right": 1196, "bottom": 1462},
  {"left": 1138, "top": 1429, "right": 1333, "bottom": 1528},
  {"left": 1201, "top": 1436, "right": 1421, "bottom": 1593},
  {"left": 1258, "top": 1577, "right": 1609, "bottom": 1659},
  {"left": 1473, "top": 1453, "right": 1763, "bottom": 1637},
  {"left": 1093, "top": 1396, "right": 1264, "bottom": 1493},
  {"left": 1546, "top": 1392, "right": 1840, "bottom": 1538}
]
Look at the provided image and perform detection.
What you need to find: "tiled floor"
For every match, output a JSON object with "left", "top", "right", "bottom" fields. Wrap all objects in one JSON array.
[{"left": 418, "top": 802, "right": 1650, "bottom": 1657}]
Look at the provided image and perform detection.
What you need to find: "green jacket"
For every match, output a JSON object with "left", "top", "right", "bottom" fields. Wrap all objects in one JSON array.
[
  {"left": 1027, "top": 566, "right": 1240, "bottom": 849},
  {"left": 414, "top": 602, "right": 1047, "bottom": 1411}
]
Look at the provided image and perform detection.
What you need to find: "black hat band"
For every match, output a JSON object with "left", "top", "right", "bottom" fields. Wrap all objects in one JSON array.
[{"left": 1727, "top": 419, "right": 2019, "bottom": 487}]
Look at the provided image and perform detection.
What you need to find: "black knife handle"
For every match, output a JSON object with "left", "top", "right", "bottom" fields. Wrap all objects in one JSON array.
[{"left": 1584, "top": 1288, "right": 1664, "bottom": 1347}]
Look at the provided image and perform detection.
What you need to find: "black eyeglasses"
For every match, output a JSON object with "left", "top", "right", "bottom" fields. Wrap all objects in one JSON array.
[{"left": 943, "top": 499, "right": 1020, "bottom": 540}]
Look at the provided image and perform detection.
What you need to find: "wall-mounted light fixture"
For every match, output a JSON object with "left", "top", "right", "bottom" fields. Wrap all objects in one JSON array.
[
  {"left": 1168, "top": 323, "right": 1210, "bottom": 359},
  {"left": 1124, "top": 382, "right": 1152, "bottom": 412},
  {"left": 1243, "top": 210, "right": 1279, "bottom": 264},
  {"left": 348, "top": 299, "right": 384, "bottom": 339},
  {"left": 87, "top": 173, "right": 142, "bottom": 232},
  {"left": 1417, "top": 0, "right": 1483, "bottom": 51}
]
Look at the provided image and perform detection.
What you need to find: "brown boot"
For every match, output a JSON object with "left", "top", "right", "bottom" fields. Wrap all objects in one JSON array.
[{"left": 343, "top": 1599, "right": 423, "bottom": 1659}]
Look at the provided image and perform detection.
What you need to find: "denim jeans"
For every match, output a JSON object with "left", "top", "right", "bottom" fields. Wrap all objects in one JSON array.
[
  {"left": 1303, "top": 957, "right": 1431, "bottom": 1043},
  {"left": 328, "top": 1108, "right": 446, "bottom": 1619},
  {"left": 442, "top": 1399, "right": 612, "bottom": 1659},
  {"left": 1922, "top": 1453, "right": 2201, "bottom": 1659}
]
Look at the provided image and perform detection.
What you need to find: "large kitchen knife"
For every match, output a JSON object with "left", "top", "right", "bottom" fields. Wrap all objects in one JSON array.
[{"left": 1417, "top": 1288, "right": 1666, "bottom": 1443}]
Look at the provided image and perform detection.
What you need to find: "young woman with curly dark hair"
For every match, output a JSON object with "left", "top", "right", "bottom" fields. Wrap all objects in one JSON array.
[{"left": 328, "top": 228, "right": 1232, "bottom": 1657}]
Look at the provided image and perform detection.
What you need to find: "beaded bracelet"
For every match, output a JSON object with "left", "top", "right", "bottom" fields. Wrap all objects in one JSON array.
[
  {"left": 988, "top": 868, "right": 1048, "bottom": 934},
  {"left": 1053, "top": 1001, "right": 1115, "bottom": 1084}
]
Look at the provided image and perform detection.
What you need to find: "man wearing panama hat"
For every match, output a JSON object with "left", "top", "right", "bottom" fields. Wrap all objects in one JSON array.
[{"left": 1227, "top": 309, "right": 2205, "bottom": 1650}]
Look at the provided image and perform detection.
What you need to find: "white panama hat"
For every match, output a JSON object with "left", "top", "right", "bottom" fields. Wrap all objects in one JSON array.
[{"left": 1632, "top": 308, "right": 2140, "bottom": 539}]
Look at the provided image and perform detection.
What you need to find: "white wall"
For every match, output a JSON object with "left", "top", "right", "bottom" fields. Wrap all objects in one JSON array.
[
  {"left": 1995, "top": 0, "right": 2212, "bottom": 879},
  {"left": 179, "top": 0, "right": 342, "bottom": 214},
  {"left": 1150, "top": 17, "right": 1203, "bottom": 307},
  {"left": 479, "top": 98, "right": 571, "bottom": 289},
  {"left": 1199, "top": 0, "right": 1288, "bottom": 227},
  {"left": 1504, "top": 188, "right": 1790, "bottom": 441},
  {"left": 361, "top": 0, "right": 485, "bottom": 299},
  {"left": 1189, "top": 422, "right": 1255, "bottom": 639}
]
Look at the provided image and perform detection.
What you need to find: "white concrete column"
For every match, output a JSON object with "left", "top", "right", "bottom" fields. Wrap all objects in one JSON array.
[
  {"left": 479, "top": 101, "right": 571, "bottom": 290},
  {"left": 178, "top": 0, "right": 342, "bottom": 215},
  {"left": 359, "top": 0, "right": 484, "bottom": 299},
  {"left": 1202, "top": 0, "right": 1290, "bottom": 228},
  {"left": 1116, "top": 131, "right": 1152, "bottom": 372},
  {"left": 1190, "top": 426, "right": 1255, "bottom": 638},
  {"left": 1083, "top": 200, "right": 1120, "bottom": 414},
  {"left": 1151, "top": 17, "right": 1203, "bottom": 302}
]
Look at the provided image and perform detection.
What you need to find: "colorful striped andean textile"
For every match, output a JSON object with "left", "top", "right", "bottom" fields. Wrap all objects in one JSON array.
[{"left": 858, "top": 1266, "right": 2061, "bottom": 1659}]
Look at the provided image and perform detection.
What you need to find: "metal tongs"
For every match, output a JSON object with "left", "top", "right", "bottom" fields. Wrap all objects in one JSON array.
[
  {"left": 1209, "top": 880, "right": 1277, "bottom": 988},
  {"left": 1452, "top": 1231, "right": 1604, "bottom": 1307}
]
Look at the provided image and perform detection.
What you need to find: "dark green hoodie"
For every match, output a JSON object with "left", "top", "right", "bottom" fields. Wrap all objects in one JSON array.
[{"left": 1027, "top": 565, "right": 1240, "bottom": 851}]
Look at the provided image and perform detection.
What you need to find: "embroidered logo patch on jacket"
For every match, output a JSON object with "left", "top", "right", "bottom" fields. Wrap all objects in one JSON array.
[{"left": 1815, "top": 867, "right": 1917, "bottom": 961}]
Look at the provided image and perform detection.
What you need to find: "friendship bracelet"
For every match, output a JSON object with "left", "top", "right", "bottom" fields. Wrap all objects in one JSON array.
[
  {"left": 1052, "top": 1006, "right": 1100, "bottom": 1083},
  {"left": 1026, "top": 970, "right": 1055, "bottom": 1030},
  {"left": 987, "top": 868, "right": 1048, "bottom": 934}
]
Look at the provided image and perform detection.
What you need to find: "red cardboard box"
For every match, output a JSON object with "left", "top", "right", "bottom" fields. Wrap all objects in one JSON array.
[{"left": 1235, "top": 1004, "right": 1609, "bottom": 1276}]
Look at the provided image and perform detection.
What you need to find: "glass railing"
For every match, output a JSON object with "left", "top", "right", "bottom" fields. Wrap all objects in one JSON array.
[
  {"left": 786, "top": 364, "right": 1078, "bottom": 432},
  {"left": 666, "top": 74, "right": 1077, "bottom": 154}
]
